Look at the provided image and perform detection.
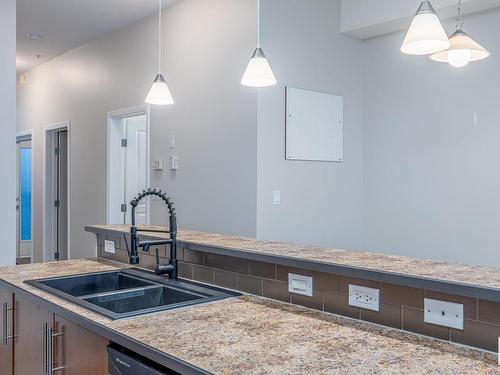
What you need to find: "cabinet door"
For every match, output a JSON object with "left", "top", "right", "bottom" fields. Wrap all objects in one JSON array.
[
  {"left": 14, "top": 294, "right": 53, "bottom": 375},
  {"left": 53, "top": 315, "right": 109, "bottom": 375},
  {"left": 0, "top": 288, "right": 14, "bottom": 375}
]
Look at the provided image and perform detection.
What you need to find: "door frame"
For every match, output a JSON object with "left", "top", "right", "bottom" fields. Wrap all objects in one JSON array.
[
  {"left": 43, "top": 121, "right": 71, "bottom": 262},
  {"left": 106, "top": 105, "right": 151, "bottom": 225},
  {"left": 16, "top": 130, "right": 33, "bottom": 263}
]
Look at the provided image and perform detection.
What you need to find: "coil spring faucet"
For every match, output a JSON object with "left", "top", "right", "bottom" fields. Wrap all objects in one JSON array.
[{"left": 129, "top": 188, "right": 177, "bottom": 279}]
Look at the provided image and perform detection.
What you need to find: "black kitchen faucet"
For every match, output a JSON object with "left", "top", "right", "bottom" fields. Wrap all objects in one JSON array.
[{"left": 129, "top": 188, "right": 177, "bottom": 279}]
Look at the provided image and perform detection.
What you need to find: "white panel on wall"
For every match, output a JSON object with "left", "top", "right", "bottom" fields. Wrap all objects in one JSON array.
[{"left": 285, "top": 87, "right": 343, "bottom": 162}]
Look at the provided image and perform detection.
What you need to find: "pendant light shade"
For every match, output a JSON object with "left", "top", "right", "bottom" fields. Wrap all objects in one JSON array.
[
  {"left": 145, "top": 0, "right": 174, "bottom": 105},
  {"left": 145, "top": 74, "right": 174, "bottom": 105},
  {"left": 241, "top": 47, "right": 277, "bottom": 87},
  {"left": 430, "top": 29, "right": 490, "bottom": 67},
  {"left": 401, "top": 1, "right": 450, "bottom": 55},
  {"left": 241, "top": 0, "right": 276, "bottom": 88}
]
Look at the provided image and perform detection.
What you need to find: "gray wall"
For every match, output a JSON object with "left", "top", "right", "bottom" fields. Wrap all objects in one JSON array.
[
  {"left": 17, "top": 0, "right": 257, "bottom": 261},
  {"left": 363, "top": 9, "right": 500, "bottom": 265},
  {"left": 256, "top": 0, "right": 365, "bottom": 250},
  {"left": 0, "top": 0, "right": 16, "bottom": 266}
]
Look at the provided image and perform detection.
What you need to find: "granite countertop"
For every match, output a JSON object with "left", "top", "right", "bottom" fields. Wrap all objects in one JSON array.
[
  {"left": 0, "top": 259, "right": 498, "bottom": 374},
  {"left": 86, "top": 224, "right": 500, "bottom": 291}
]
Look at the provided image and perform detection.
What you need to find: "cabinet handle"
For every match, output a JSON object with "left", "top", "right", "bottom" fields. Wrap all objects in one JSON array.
[
  {"left": 2, "top": 302, "right": 14, "bottom": 346},
  {"left": 44, "top": 323, "right": 64, "bottom": 374}
]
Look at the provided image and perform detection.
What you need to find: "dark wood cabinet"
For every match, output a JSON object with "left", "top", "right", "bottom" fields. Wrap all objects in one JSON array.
[
  {"left": 53, "top": 315, "right": 109, "bottom": 375},
  {"left": 0, "top": 289, "right": 14, "bottom": 375},
  {"left": 14, "top": 293, "right": 53, "bottom": 375},
  {"left": 0, "top": 288, "right": 109, "bottom": 375}
]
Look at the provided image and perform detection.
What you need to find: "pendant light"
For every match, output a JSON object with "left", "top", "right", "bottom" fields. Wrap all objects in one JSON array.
[
  {"left": 401, "top": 1, "right": 450, "bottom": 55},
  {"left": 145, "top": 0, "right": 174, "bottom": 105},
  {"left": 430, "top": 0, "right": 490, "bottom": 68},
  {"left": 241, "top": 0, "right": 277, "bottom": 87}
]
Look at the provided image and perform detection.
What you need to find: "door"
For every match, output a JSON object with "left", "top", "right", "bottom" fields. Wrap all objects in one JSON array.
[
  {"left": 16, "top": 137, "right": 32, "bottom": 265},
  {"left": 53, "top": 130, "right": 68, "bottom": 261},
  {"left": 14, "top": 294, "right": 53, "bottom": 375},
  {"left": 53, "top": 314, "right": 109, "bottom": 375},
  {"left": 107, "top": 112, "right": 149, "bottom": 225},
  {"left": 0, "top": 289, "right": 14, "bottom": 375},
  {"left": 124, "top": 116, "right": 148, "bottom": 225}
]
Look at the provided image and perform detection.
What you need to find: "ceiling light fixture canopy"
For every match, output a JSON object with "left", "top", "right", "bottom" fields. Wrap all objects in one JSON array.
[
  {"left": 241, "top": 0, "right": 277, "bottom": 87},
  {"left": 430, "top": 0, "right": 490, "bottom": 68},
  {"left": 146, "top": 0, "right": 174, "bottom": 105},
  {"left": 401, "top": 1, "right": 450, "bottom": 55}
]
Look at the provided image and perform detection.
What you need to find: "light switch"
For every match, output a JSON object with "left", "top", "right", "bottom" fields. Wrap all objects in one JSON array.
[
  {"left": 152, "top": 160, "right": 164, "bottom": 170},
  {"left": 104, "top": 240, "right": 115, "bottom": 254},
  {"left": 288, "top": 273, "right": 313, "bottom": 297},
  {"left": 273, "top": 190, "right": 281, "bottom": 205}
]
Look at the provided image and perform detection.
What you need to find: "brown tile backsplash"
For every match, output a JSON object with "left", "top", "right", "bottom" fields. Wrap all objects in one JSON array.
[
  {"left": 237, "top": 274, "right": 262, "bottom": 296},
  {"left": 96, "top": 232, "right": 500, "bottom": 353},
  {"left": 402, "top": 307, "right": 450, "bottom": 341},
  {"left": 263, "top": 279, "right": 290, "bottom": 303},
  {"left": 478, "top": 299, "right": 500, "bottom": 326},
  {"left": 291, "top": 289, "right": 324, "bottom": 311},
  {"left": 360, "top": 303, "right": 402, "bottom": 329},
  {"left": 324, "top": 292, "right": 360, "bottom": 319},
  {"left": 451, "top": 319, "right": 500, "bottom": 352},
  {"left": 381, "top": 284, "right": 424, "bottom": 309},
  {"left": 249, "top": 260, "right": 276, "bottom": 279}
]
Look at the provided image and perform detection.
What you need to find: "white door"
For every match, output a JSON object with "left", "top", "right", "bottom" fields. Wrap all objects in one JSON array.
[{"left": 123, "top": 116, "right": 148, "bottom": 225}]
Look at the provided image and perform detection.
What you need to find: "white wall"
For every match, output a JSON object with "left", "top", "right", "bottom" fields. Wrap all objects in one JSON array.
[
  {"left": 0, "top": 0, "right": 17, "bottom": 266},
  {"left": 363, "top": 9, "right": 500, "bottom": 265},
  {"left": 256, "top": 0, "right": 366, "bottom": 250},
  {"left": 17, "top": 0, "right": 257, "bottom": 262}
]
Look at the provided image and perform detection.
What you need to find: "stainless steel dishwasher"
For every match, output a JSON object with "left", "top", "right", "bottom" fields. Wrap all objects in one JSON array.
[{"left": 107, "top": 345, "right": 179, "bottom": 375}]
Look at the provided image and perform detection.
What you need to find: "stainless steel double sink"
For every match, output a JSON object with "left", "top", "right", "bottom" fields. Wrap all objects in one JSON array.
[{"left": 25, "top": 268, "right": 240, "bottom": 320}]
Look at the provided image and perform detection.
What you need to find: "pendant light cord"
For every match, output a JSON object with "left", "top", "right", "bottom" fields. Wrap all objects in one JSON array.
[
  {"left": 257, "top": 0, "right": 261, "bottom": 47},
  {"left": 158, "top": 0, "right": 162, "bottom": 74},
  {"left": 455, "top": 0, "right": 464, "bottom": 30}
]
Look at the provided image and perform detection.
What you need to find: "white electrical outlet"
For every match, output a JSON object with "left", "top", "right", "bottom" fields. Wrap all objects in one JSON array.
[
  {"left": 288, "top": 273, "right": 313, "bottom": 297},
  {"left": 104, "top": 240, "right": 116, "bottom": 254},
  {"left": 348, "top": 284, "right": 380, "bottom": 311},
  {"left": 424, "top": 298, "right": 464, "bottom": 330}
]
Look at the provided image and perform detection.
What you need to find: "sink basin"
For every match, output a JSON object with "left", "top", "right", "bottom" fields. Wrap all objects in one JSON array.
[
  {"left": 25, "top": 268, "right": 240, "bottom": 319},
  {"left": 83, "top": 285, "right": 204, "bottom": 314},
  {"left": 34, "top": 271, "right": 155, "bottom": 297}
]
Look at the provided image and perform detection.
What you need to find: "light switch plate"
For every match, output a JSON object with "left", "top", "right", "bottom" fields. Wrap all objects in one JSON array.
[
  {"left": 348, "top": 284, "right": 380, "bottom": 311},
  {"left": 273, "top": 190, "right": 281, "bottom": 205},
  {"left": 152, "top": 160, "right": 165, "bottom": 170},
  {"left": 104, "top": 240, "right": 116, "bottom": 254},
  {"left": 288, "top": 273, "right": 313, "bottom": 297},
  {"left": 424, "top": 298, "right": 464, "bottom": 330}
]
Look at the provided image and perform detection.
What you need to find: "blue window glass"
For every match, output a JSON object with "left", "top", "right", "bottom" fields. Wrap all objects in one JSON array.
[{"left": 20, "top": 148, "right": 32, "bottom": 241}]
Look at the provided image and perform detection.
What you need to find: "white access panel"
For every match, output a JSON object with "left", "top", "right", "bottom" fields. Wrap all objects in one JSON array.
[{"left": 285, "top": 87, "right": 343, "bottom": 162}]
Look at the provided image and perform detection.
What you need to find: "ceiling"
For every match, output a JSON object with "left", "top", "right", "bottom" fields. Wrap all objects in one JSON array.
[{"left": 16, "top": 0, "right": 178, "bottom": 72}]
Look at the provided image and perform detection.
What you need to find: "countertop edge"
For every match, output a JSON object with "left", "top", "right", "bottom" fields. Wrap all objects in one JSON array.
[
  {"left": 0, "top": 278, "right": 213, "bottom": 375},
  {"left": 85, "top": 225, "right": 500, "bottom": 302}
]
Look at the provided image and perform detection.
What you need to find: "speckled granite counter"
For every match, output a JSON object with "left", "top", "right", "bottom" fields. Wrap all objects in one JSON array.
[
  {"left": 0, "top": 259, "right": 498, "bottom": 374},
  {"left": 86, "top": 224, "right": 500, "bottom": 294}
]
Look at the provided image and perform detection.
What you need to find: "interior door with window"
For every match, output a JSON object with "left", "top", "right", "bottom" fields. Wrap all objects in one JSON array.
[{"left": 16, "top": 136, "right": 32, "bottom": 265}]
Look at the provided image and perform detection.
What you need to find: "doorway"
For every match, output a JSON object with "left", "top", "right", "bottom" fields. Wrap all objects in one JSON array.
[
  {"left": 44, "top": 122, "right": 70, "bottom": 262},
  {"left": 16, "top": 132, "right": 33, "bottom": 265},
  {"left": 107, "top": 106, "right": 150, "bottom": 225}
]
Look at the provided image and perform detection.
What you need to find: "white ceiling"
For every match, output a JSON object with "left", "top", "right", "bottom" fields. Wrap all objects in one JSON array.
[{"left": 16, "top": 0, "right": 178, "bottom": 72}]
